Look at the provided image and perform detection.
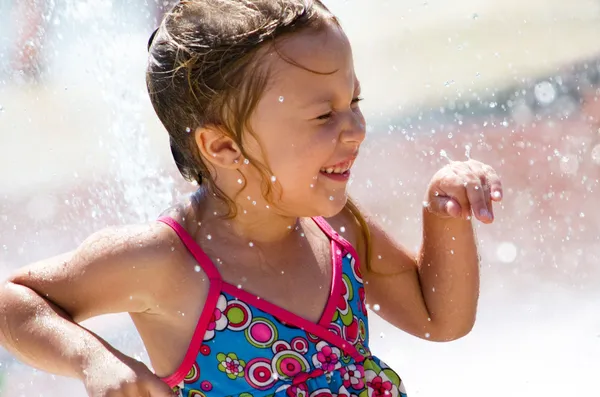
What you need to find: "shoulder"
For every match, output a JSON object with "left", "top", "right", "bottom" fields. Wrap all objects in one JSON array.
[
  {"left": 324, "top": 199, "right": 366, "bottom": 263},
  {"left": 79, "top": 202, "right": 192, "bottom": 267}
]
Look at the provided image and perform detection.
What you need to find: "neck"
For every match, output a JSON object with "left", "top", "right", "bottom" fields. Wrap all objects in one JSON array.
[{"left": 198, "top": 187, "right": 302, "bottom": 244}]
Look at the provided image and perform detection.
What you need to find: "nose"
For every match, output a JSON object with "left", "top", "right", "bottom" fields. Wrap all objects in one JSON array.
[{"left": 340, "top": 109, "right": 366, "bottom": 145}]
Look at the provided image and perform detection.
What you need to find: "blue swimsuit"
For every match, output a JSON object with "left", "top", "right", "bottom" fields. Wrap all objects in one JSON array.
[{"left": 158, "top": 216, "right": 407, "bottom": 397}]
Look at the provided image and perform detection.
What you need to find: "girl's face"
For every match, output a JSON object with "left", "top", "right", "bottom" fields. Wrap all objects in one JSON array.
[{"left": 245, "top": 22, "right": 366, "bottom": 218}]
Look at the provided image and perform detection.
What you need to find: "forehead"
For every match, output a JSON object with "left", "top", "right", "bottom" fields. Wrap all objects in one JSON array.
[{"left": 262, "top": 23, "right": 357, "bottom": 97}]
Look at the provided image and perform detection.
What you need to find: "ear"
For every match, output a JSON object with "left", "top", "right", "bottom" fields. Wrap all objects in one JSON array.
[{"left": 194, "top": 126, "right": 242, "bottom": 169}]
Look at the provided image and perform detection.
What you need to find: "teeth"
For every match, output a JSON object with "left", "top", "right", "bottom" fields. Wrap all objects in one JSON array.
[{"left": 321, "top": 161, "right": 352, "bottom": 174}]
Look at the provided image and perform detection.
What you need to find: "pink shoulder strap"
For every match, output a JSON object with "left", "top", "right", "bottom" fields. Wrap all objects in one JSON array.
[
  {"left": 311, "top": 216, "right": 361, "bottom": 260},
  {"left": 311, "top": 216, "right": 343, "bottom": 241},
  {"left": 157, "top": 216, "right": 222, "bottom": 281}
]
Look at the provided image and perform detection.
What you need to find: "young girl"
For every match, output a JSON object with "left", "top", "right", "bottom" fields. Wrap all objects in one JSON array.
[{"left": 0, "top": 1, "right": 503, "bottom": 396}]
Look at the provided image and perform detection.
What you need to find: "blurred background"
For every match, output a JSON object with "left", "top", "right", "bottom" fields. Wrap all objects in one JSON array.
[{"left": 1, "top": 0, "right": 600, "bottom": 395}]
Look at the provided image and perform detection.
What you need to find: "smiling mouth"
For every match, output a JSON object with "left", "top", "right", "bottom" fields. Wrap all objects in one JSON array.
[{"left": 319, "top": 158, "right": 355, "bottom": 175}]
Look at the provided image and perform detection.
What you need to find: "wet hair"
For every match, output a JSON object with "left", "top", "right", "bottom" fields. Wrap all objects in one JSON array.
[{"left": 145, "top": 0, "right": 372, "bottom": 270}]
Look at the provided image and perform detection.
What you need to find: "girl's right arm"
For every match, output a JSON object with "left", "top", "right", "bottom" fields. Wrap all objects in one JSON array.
[{"left": 0, "top": 222, "right": 181, "bottom": 396}]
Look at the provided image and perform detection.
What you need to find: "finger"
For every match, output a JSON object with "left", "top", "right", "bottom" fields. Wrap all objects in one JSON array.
[
  {"left": 481, "top": 179, "right": 494, "bottom": 220},
  {"left": 434, "top": 196, "right": 462, "bottom": 218},
  {"left": 482, "top": 165, "right": 503, "bottom": 201},
  {"left": 464, "top": 178, "right": 492, "bottom": 223},
  {"left": 425, "top": 192, "right": 464, "bottom": 218}
]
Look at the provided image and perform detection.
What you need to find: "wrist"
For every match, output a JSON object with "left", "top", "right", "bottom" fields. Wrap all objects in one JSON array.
[{"left": 71, "top": 338, "right": 113, "bottom": 381}]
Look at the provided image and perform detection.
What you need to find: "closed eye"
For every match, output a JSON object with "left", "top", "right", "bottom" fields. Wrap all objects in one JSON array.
[
  {"left": 316, "top": 111, "right": 333, "bottom": 120},
  {"left": 315, "top": 96, "right": 364, "bottom": 120},
  {"left": 351, "top": 96, "right": 364, "bottom": 106}
]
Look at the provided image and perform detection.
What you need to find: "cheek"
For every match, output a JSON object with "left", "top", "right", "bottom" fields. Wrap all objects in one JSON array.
[{"left": 269, "top": 143, "right": 330, "bottom": 191}]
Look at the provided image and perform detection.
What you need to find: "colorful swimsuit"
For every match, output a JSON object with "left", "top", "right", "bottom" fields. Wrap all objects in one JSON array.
[{"left": 158, "top": 216, "right": 408, "bottom": 397}]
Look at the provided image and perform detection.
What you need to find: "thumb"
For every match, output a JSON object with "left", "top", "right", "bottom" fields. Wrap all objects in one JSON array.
[{"left": 426, "top": 196, "right": 463, "bottom": 218}]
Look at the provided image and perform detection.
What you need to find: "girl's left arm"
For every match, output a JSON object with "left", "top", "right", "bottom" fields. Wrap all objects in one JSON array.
[{"left": 340, "top": 159, "right": 502, "bottom": 342}]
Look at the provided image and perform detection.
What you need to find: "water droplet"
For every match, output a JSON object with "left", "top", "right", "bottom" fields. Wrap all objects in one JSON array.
[
  {"left": 464, "top": 145, "right": 472, "bottom": 159},
  {"left": 237, "top": 179, "right": 243, "bottom": 184},
  {"left": 340, "top": 226, "right": 346, "bottom": 233},
  {"left": 244, "top": 159, "right": 250, "bottom": 165},
  {"left": 377, "top": 255, "right": 382, "bottom": 260},
  {"left": 450, "top": 250, "right": 455, "bottom": 254},
  {"left": 432, "top": 287, "right": 436, "bottom": 292},
  {"left": 237, "top": 284, "right": 242, "bottom": 289},
  {"left": 171, "top": 246, "right": 175, "bottom": 251},
  {"left": 534, "top": 81, "right": 557, "bottom": 105},
  {"left": 310, "top": 184, "right": 315, "bottom": 188},
  {"left": 271, "top": 175, "right": 277, "bottom": 182},
  {"left": 252, "top": 201, "right": 257, "bottom": 206},
  {"left": 207, "top": 234, "right": 212, "bottom": 240},
  {"left": 194, "top": 265, "right": 201, "bottom": 272},
  {"left": 580, "top": 212, "right": 585, "bottom": 218},
  {"left": 492, "top": 191, "right": 502, "bottom": 199},
  {"left": 329, "top": 196, "right": 334, "bottom": 201},
  {"left": 379, "top": 332, "right": 385, "bottom": 338},
  {"left": 278, "top": 96, "right": 284, "bottom": 102},
  {"left": 129, "top": 296, "right": 133, "bottom": 300},
  {"left": 373, "top": 304, "right": 381, "bottom": 311},
  {"left": 185, "top": 127, "right": 191, "bottom": 133},
  {"left": 439, "top": 149, "right": 452, "bottom": 161},
  {"left": 249, "top": 242, "right": 254, "bottom": 247},
  {"left": 300, "top": 233, "right": 305, "bottom": 237},
  {"left": 496, "top": 242, "right": 518, "bottom": 263},
  {"left": 425, "top": 332, "right": 431, "bottom": 338},
  {"left": 422, "top": 201, "right": 430, "bottom": 208},
  {"left": 474, "top": 186, "right": 479, "bottom": 190}
]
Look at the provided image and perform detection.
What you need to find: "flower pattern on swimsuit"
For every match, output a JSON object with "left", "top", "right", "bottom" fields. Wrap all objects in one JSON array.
[{"left": 157, "top": 216, "right": 407, "bottom": 397}]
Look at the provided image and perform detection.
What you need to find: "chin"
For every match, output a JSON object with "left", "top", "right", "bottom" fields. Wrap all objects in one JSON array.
[{"left": 315, "top": 194, "right": 348, "bottom": 218}]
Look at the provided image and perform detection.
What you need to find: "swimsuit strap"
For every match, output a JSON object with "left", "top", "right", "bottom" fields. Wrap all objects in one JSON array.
[
  {"left": 312, "top": 216, "right": 362, "bottom": 263},
  {"left": 157, "top": 216, "right": 222, "bottom": 281},
  {"left": 311, "top": 216, "right": 346, "bottom": 244}
]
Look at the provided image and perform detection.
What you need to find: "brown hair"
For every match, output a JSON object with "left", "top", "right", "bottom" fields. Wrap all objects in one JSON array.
[{"left": 145, "top": 0, "right": 372, "bottom": 270}]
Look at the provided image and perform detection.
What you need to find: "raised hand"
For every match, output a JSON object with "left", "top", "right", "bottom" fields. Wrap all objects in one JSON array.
[{"left": 424, "top": 159, "right": 503, "bottom": 224}]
